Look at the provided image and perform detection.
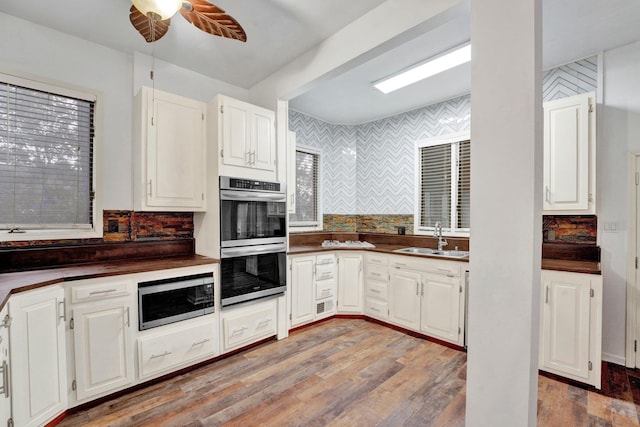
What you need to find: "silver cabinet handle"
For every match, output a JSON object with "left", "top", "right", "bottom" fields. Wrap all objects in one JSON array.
[
  {"left": 370, "top": 307, "right": 381, "bottom": 312},
  {"left": 232, "top": 326, "right": 249, "bottom": 336},
  {"left": 0, "top": 360, "right": 9, "bottom": 398},
  {"left": 191, "top": 338, "right": 211, "bottom": 347},
  {"left": 58, "top": 300, "right": 66, "bottom": 323},
  {"left": 257, "top": 318, "right": 272, "bottom": 327},
  {"left": 416, "top": 282, "right": 419, "bottom": 296},
  {"left": 370, "top": 289, "right": 381, "bottom": 294},
  {"left": 371, "top": 272, "right": 382, "bottom": 277},
  {"left": 321, "top": 289, "right": 331, "bottom": 295},
  {"left": 89, "top": 289, "right": 117, "bottom": 295},
  {"left": 125, "top": 307, "right": 130, "bottom": 328},
  {"left": 149, "top": 179, "right": 153, "bottom": 197},
  {"left": 246, "top": 151, "right": 252, "bottom": 165},
  {"left": 251, "top": 150, "right": 256, "bottom": 165},
  {"left": 150, "top": 351, "right": 171, "bottom": 360},
  {"left": 545, "top": 286, "right": 550, "bottom": 304},
  {"left": 545, "top": 186, "right": 550, "bottom": 202}
]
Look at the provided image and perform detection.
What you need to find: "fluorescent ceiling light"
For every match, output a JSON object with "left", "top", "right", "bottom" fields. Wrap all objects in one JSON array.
[{"left": 374, "top": 43, "right": 472, "bottom": 94}]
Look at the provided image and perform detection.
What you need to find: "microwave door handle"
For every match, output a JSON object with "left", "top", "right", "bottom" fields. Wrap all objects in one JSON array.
[
  {"left": 220, "top": 191, "right": 286, "bottom": 202},
  {"left": 221, "top": 244, "right": 287, "bottom": 258}
]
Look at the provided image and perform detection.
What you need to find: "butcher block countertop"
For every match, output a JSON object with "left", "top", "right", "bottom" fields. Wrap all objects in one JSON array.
[{"left": 0, "top": 253, "right": 218, "bottom": 310}]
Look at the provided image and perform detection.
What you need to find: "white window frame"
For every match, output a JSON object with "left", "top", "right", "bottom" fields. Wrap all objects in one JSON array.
[
  {"left": 414, "top": 131, "right": 470, "bottom": 237},
  {"left": 0, "top": 71, "right": 103, "bottom": 242},
  {"left": 289, "top": 145, "right": 322, "bottom": 232}
]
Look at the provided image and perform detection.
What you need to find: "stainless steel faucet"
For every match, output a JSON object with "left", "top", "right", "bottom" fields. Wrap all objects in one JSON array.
[{"left": 434, "top": 221, "right": 448, "bottom": 251}]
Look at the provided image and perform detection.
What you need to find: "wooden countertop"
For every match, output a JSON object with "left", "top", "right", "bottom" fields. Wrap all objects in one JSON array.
[
  {"left": 288, "top": 244, "right": 470, "bottom": 262},
  {"left": 289, "top": 245, "right": 601, "bottom": 275},
  {"left": 0, "top": 254, "right": 218, "bottom": 310}
]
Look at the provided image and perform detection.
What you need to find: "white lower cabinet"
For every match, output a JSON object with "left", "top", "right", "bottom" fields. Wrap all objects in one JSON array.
[
  {"left": 72, "top": 299, "right": 134, "bottom": 400},
  {"left": 389, "top": 269, "right": 421, "bottom": 330},
  {"left": 539, "top": 270, "right": 602, "bottom": 389},
  {"left": 138, "top": 317, "right": 217, "bottom": 379},
  {"left": 289, "top": 253, "right": 337, "bottom": 329},
  {"left": 0, "top": 305, "right": 11, "bottom": 427},
  {"left": 388, "top": 256, "right": 466, "bottom": 347},
  {"left": 420, "top": 273, "right": 462, "bottom": 343},
  {"left": 9, "top": 285, "right": 67, "bottom": 427},
  {"left": 222, "top": 299, "right": 277, "bottom": 353},
  {"left": 337, "top": 253, "right": 363, "bottom": 313},
  {"left": 365, "top": 254, "right": 389, "bottom": 321}
]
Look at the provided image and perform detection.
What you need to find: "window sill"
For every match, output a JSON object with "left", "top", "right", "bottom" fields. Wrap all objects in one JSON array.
[{"left": 0, "top": 227, "right": 104, "bottom": 243}]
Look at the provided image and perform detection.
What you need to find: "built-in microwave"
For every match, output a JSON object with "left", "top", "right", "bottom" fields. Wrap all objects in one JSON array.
[
  {"left": 138, "top": 273, "right": 214, "bottom": 330},
  {"left": 220, "top": 176, "right": 286, "bottom": 248}
]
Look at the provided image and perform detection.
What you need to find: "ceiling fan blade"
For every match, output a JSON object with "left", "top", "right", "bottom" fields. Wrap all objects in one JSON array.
[
  {"left": 129, "top": 5, "right": 171, "bottom": 43},
  {"left": 179, "top": 0, "right": 247, "bottom": 42}
]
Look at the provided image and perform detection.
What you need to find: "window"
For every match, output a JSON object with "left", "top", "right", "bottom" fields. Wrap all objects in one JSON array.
[
  {"left": 0, "top": 73, "right": 101, "bottom": 240},
  {"left": 289, "top": 147, "right": 321, "bottom": 229},
  {"left": 415, "top": 132, "right": 470, "bottom": 235}
]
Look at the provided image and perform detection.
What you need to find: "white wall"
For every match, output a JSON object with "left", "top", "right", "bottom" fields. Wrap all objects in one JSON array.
[
  {"left": 0, "top": 12, "right": 248, "bottom": 212},
  {"left": 600, "top": 41, "right": 640, "bottom": 364},
  {"left": 0, "top": 12, "right": 133, "bottom": 210}
]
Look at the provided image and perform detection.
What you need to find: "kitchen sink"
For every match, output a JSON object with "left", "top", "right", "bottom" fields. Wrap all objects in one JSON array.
[{"left": 393, "top": 247, "right": 469, "bottom": 258}]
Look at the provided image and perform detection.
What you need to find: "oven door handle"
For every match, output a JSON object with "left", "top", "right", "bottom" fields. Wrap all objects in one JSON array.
[
  {"left": 220, "top": 190, "right": 286, "bottom": 203},
  {"left": 221, "top": 243, "right": 287, "bottom": 258}
]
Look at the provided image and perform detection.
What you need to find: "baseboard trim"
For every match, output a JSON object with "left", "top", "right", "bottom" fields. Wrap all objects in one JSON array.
[{"left": 602, "top": 352, "right": 626, "bottom": 366}]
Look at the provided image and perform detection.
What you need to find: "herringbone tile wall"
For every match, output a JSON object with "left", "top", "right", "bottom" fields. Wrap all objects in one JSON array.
[{"left": 289, "top": 56, "right": 598, "bottom": 220}]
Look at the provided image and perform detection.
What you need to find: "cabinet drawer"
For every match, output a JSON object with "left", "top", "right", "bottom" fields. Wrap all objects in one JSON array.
[
  {"left": 366, "top": 298, "right": 388, "bottom": 320},
  {"left": 72, "top": 280, "right": 131, "bottom": 303},
  {"left": 315, "top": 254, "right": 335, "bottom": 266},
  {"left": 366, "top": 265, "right": 388, "bottom": 281},
  {"left": 138, "top": 319, "right": 216, "bottom": 379},
  {"left": 222, "top": 301, "right": 277, "bottom": 352},
  {"left": 366, "top": 253, "right": 388, "bottom": 266},
  {"left": 316, "top": 280, "right": 336, "bottom": 300},
  {"left": 366, "top": 280, "right": 388, "bottom": 301},
  {"left": 315, "top": 264, "right": 335, "bottom": 281}
]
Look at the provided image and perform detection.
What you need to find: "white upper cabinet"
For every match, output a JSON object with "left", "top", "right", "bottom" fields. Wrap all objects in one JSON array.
[
  {"left": 134, "top": 86, "right": 206, "bottom": 211},
  {"left": 543, "top": 92, "right": 596, "bottom": 214},
  {"left": 210, "top": 94, "right": 276, "bottom": 181}
]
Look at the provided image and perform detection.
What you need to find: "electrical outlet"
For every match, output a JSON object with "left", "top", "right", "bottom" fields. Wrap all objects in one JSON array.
[
  {"left": 603, "top": 222, "right": 617, "bottom": 232},
  {"left": 108, "top": 220, "right": 119, "bottom": 233}
]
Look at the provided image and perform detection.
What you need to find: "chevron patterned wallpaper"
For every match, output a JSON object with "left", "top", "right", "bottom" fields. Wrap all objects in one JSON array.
[
  {"left": 543, "top": 56, "right": 598, "bottom": 101},
  {"left": 290, "top": 56, "right": 598, "bottom": 222}
]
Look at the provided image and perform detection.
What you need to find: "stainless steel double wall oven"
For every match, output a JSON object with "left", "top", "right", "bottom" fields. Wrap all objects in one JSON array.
[{"left": 219, "top": 176, "right": 287, "bottom": 307}]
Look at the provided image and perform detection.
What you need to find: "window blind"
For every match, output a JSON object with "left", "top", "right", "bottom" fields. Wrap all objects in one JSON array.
[
  {"left": 420, "top": 144, "right": 452, "bottom": 228},
  {"left": 0, "top": 80, "right": 95, "bottom": 229},
  {"left": 456, "top": 140, "right": 471, "bottom": 229},
  {"left": 290, "top": 149, "right": 319, "bottom": 225}
]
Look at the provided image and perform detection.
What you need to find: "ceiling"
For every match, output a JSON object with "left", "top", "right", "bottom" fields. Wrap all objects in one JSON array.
[{"left": 1, "top": 0, "right": 639, "bottom": 124}]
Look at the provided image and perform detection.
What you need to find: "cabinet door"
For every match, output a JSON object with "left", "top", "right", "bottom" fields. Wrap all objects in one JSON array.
[
  {"left": 420, "top": 273, "right": 461, "bottom": 345},
  {"left": 9, "top": 286, "right": 67, "bottom": 427},
  {"left": 147, "top": 90, "right": 205, "bottom": 209},
  {"left": 251, "top": 108, "right": 276, "bottom": 171},
  {"left": 221, "top": 96, "right": 251, "bottom": 168},
  {"left": 543, "top": 93, "right": 592, "bottom": 212},
  {"left": 0, "top": 306, "right": 10, "bottom": 427},
  {"left": 337, "top": 254, "right": 363, "bottom": 313},
  {"left": 72, "top": 300, "right": 133, "bottom": 400},
  {"left": 290, "top": 257, "right": 316, "bottom": 327},
  {"left": 388, "top": 269, "right": 421, "bottom": 330},
  {"left": 540, "top": 271, "right": 591, "bottom": 381}
]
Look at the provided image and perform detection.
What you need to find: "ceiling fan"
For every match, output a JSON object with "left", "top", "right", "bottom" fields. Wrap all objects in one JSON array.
[{"left": 129, "top": 0, "right": 246, "bottom": 43}]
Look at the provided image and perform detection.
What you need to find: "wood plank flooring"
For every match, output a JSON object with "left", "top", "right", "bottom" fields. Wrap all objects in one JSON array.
[{"left": 58, "top": 319, "right": 640, "bottom": 427}]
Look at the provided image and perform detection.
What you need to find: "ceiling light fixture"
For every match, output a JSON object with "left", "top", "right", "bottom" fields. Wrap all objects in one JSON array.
[
  {"left": 131, "top": 0, "right": 183, "bottom": 21},
  {"left": 374, "top": 43, "right": 472, "bottom": 94}
]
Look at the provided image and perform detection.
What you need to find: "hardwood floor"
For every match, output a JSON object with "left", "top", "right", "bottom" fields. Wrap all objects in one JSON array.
[{"left": 58, "top": 319, "right": 640, "bottom": 427}]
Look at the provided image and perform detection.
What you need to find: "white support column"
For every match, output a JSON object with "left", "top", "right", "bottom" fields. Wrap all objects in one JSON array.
[{"left": 466, "top": 0, "right": 542, "bottom": 426}]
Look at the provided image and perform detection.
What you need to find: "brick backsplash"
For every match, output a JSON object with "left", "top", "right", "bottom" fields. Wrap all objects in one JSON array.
[
  {"left": 0, "top": 210, "right": 194, "bottom": 247},
  {"left": 323, "top": 214, "right": 414, "bottom": 234},
  {"left": 543, "top": 215, "right": 597, "bottom": 245}
]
